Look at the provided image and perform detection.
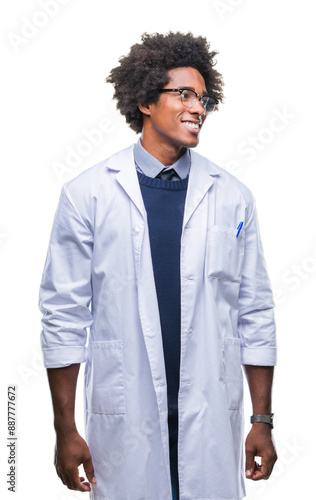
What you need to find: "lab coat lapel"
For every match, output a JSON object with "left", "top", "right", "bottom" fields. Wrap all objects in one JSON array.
[
  {"left": 183, "top": 149, "right": 221, "bottom": 228},
  {"left": 107, "top": 144, "right": 146, "bottom": 218},
  {"left": 106, "top": 145, "right": 169, "bottom": 450},
  {"left": 108, "top": 145, "right": 222, "bottom": 224}
]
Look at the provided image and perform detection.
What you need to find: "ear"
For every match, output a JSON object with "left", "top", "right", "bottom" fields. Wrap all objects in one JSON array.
[{"left": 137, "top": 101, "right": 152, "bottom": 117}]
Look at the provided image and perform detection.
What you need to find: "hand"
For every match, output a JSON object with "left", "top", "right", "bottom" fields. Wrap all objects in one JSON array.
[
  {"left": 54, "top": 431, "right": 96, "bottom": 491},
  {"left": 245, "top": 423, "right": 277, "bottom": 480}
]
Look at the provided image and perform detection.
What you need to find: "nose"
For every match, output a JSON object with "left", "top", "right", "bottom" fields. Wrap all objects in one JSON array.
[{"left": 189, "top": 99, "right": 206, "bottom": 118}]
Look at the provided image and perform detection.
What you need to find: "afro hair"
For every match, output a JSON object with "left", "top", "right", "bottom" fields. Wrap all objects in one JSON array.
[{"left": 106, "top": 31, "right": 224, "bottom": 134}]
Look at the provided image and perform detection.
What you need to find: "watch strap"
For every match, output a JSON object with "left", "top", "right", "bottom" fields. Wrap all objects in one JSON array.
[{"left": 250, "top": 414, "right": 274, "bottom": 429}]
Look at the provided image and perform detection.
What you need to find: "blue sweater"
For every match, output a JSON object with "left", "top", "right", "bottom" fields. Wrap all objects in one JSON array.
[{"left": 137, "top": 171, "right": 189, "bottom": 414}]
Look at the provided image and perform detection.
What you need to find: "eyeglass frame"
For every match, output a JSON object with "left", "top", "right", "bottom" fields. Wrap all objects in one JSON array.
[{"left": 158, "top": 87, "right": 219, "bottom": 113}]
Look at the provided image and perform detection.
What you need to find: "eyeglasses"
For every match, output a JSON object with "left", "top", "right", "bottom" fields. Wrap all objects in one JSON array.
[{"left": 159, "top": 87, "right": 219, "bottom": 114}]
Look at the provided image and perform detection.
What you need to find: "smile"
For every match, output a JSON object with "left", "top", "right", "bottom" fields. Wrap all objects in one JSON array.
[
  {"left": 183, "top": 121, "right": 199, "bottom": 129},
  {"left": 182, "top": 121, "right": 201, "bottom": 134}
]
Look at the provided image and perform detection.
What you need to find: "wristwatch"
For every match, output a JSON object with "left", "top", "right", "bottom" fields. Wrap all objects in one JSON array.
[{"left": 250, "top": 414, "right": 274, "bottom": 429}]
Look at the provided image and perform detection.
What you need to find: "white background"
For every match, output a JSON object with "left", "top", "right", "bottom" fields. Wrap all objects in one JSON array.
[{"left": 0, "top": 0, "right": 314, "bottom": 498}]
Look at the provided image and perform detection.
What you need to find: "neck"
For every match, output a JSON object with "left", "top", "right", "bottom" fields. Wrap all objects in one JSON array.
[{"left": 140, "top": 135, "right": 186, "bottom": 166}]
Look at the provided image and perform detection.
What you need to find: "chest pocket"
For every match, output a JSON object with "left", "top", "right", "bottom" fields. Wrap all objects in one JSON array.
[{"left": 207, "top": 225, "right": 245, "bottom": 283}]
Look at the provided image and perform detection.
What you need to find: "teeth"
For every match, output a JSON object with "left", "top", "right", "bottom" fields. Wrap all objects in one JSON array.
[{"left": 183, "top": 121, "right": 199, "bottom": 129}]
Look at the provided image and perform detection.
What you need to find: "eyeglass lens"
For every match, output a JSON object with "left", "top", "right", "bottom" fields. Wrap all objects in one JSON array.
[{"left": 181, "top": 90, "right": 216, "bottom": 113}]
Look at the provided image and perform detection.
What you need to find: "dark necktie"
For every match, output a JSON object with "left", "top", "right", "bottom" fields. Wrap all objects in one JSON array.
[{"left": 155, "top": 168, "right": 181, "bottom": 181}]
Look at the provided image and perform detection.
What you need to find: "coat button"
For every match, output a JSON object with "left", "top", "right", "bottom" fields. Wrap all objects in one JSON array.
[{"left": 132, "top": 226, "right": 140, "bottom": 235}]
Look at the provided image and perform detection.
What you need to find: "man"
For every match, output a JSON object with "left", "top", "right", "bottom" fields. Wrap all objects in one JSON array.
[{"left": 39, "top": 32, "right": 277, "bottom": 500}]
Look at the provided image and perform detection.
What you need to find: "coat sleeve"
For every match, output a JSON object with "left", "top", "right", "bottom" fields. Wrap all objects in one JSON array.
[
  {"left": 237, "top": 192, "right": 277, "bottom": 366},
  {"left": 38, "top": 184, "right": 94, "bottom": 368}
]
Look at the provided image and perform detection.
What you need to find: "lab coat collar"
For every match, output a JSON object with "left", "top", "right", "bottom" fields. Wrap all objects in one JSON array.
[
  {"left": 184, "top": 149, "right": 221, "bottom": 227},
  {"left": 107, "top": 144, "right": 146, "bottom": 218},
  {"left": 105, "top": 144, "right": 222, "bottom": 224}
]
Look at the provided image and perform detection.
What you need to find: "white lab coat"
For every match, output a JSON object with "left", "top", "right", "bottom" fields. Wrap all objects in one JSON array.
[{"left": 39, "top": 144, "right": 277, "bottom": 500}]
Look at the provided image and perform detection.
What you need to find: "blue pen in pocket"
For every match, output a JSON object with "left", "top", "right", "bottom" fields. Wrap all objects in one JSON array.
[{"left": 236, "top": 221, "right": 243, "bottom": 237}]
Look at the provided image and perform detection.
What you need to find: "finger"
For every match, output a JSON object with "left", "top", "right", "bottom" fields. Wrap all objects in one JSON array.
[
  {"left": 55, "top": 464, "right": 65, "bottom": 483},
  {"left": 251, "top": 461, "right": 265, "bottom": 481},
  {"left": 63, "top": 468, "right": 91, "bottom": 492},
  {"left": 259, "top": 463, "right": 270, "bottom": 479},
  {"left": 252, "top": 456, "right": 277, "bottom": 481},
  {"left": 80, "top": 476, "right": 90, "bottom": 486},
  {"left": 83, "top": 454, "right": 97, "bottom": 484},
  {"left": 245, "top": 451, "right": 255, "bottom": 478},
  {"left": 56, "top": 468, "right": 66, "bottom": 485},
  {"left": 71, "top": 472, "right": 91, "bottom": 492},
  {"left": 79, "top": 476, "right": 91, "bottom": 487},
  {"left": 260, "top": 451, "right": 276, "bottom": 479}
]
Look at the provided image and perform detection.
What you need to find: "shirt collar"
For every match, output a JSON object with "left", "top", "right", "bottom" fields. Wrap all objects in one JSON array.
[{"left": 133, "top": 138, "right": 191, "bottom": 179}]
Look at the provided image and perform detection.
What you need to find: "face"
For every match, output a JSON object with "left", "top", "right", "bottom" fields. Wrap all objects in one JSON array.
[{"left": 140, "top": 67, "right": 208, "bottom": 151}]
